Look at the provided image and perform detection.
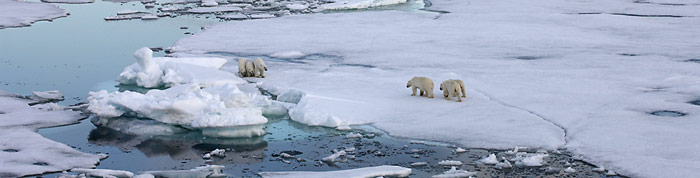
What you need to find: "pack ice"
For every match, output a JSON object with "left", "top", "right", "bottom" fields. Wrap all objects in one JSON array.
[
  {"left": 0, "top": 91, "right": 103, "bottom": 177},
  {"left": 171, "top": 0, "right": 700, "bottom": 177}
]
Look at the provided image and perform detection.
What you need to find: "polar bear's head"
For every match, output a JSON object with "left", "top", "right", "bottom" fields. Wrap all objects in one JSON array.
[{"left": 406, "top": 80, "right": 412, "bottom": 88}]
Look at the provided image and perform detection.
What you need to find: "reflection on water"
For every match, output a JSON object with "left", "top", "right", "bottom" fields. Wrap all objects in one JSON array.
[{"left": 88, "top": 125, "right": 268, "bottom": 164}]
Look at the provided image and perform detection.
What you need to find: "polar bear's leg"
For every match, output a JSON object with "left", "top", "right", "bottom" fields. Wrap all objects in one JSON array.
[
  {"left": 460, "top": 83, "right": 466, "bottom": 98},
  {"left": 411, "top": 86, "right": 417, "bottom": 96},
  {"left": 427, "top": 88, "right": 434, "bottom": 98},
  {"left": 419, "top": 90, "right": 424, "bottom": 96},
  {"left": 260, "top": 69, "right": 265, "bottom": 78}
]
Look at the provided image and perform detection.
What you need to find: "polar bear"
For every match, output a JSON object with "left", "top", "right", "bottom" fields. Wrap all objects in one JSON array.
[
  {"left": 238, "top": 57, "right": 248, "bottom": 77},
  {"left": 407, "top": 76, "right": 434, "bottom": 98},
  {"left": 253, "top": 58, "right": 268, "bottom": 78},
  {"left": 245, "top": 60, "right": 256, "bottom": 77},
  {"left": 447, "top": 79, "right": 466, "bottom": 98},
  {"left": 440, "top": 80, "right": 463, "bottom": 102}
]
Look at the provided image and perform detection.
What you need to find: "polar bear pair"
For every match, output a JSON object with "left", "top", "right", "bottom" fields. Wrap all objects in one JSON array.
[
  {"left": 407, "top": 77, "right": 465, "bottom": 102},
  {"left": 238, "top": 57, "right": 267, "bottom": 78}
]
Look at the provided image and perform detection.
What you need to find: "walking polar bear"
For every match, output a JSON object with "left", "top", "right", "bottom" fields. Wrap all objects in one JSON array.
[
  {"left": 238, "top": 57, "right": 268, "bottom": 78},
  {"left": 407, "top": 76, "right": 434, "bottom": 98},
  {"left": 440, "top": 79, "right": 465, "bottom": 102},
  {"left": 238, "top": 57, "right": 249, "bottom": 77},
  {"left": 253, "top": 57, "right": 268, "bottom": 78}
]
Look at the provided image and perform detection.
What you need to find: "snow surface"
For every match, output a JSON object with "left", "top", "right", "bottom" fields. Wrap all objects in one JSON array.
[
  {"left": 171, "top": 0, "right": 700, "bottom": 177},
  {"left": 117, "top": 47, "right": 242, "bottom": 88},
  {"left": 88, "top": 83, "right": 270, "bottom": 130},
  {"left": 258, "top": 165, "right": 411, "bottom": 178},
  {"left": 0, "top": 91, "right": 102, "bottom": 177},
  {"left": 0, "top": 0, "right": 68, "bottom": 29}
]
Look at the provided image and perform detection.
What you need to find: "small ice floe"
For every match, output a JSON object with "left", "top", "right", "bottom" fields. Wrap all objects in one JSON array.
[
  {"left": 606, "top": 170, "right": 617, "bottom": 176},
  {"left": 259, "top": 165, "right": 411, "bottom": 178},
  {"left": 410, "top": 140, "right": 425, "bottom": 144},
  {"left": 346, "top": 132, "right": 362, "bottom": 138},
  {"left": 286, "top": 3, "right": 308, "bottom": 11},
  {"left": 478, "top": 154, "right": 498, "bottom": 164},
  {"left": 217, "top": 14, "right": 249, "bottom": 20},
  {"left": 280, "top": 153, "right": 296, "bottom": 159},
  {"left": 336, "top": 125, "right": 352, "bottom": 130},
  {"left": 270, "top": 51, "right": 306, "bottom": 59},
  {"left": 141, "top": 14, "right": 159, "bottom": 20},
  {"left": 188, "top": 6, "right": 242, "bottom": 13},
  {"left": 321, "top": 150, "right": 346, "bottom": 162},
  {"left": 494, "top": 158, "right": 512, "bottom": 169},
  {"left": 504, "top": 146, "right": 524, "bottom": 155},
  {"left": 201, "top": 0, "right": 218, "bottom": 7},
  {"left": 160, "top": 6, "right": 182, "bottom": 12},
  {"left": 70, "top": 168, "right": 134, "bottom": 178},
  {"left": 31, "top": 90, "right": 64, "bottom": 101},
  {"left": 344, "top": 147, "right": 356, "bottom": 152},
  {"left": 249, "top": 13, "right": 276, "bottom": 19},
  {"left": 144, "top": 165, "right": 226, "bottom": 178},
  {"left": 513, "top": 153, "right": 548, "bottom": 167},
  {"left": 203, "top": 149, "right": 226, "bottom": 159},
  {"left": 438, "top": 160, "right": 463, "bottom": 166},
  {"left": 432, "top": 166, "right": 476, "bottom": 178},
  {"left": 592, "top": 166, "right": 606, "bottom": 172},
  {"left": 410, "top": 162, "right": 427, "bottom": 167},
  {"left": 117, "top": 9, "right": 140, "bottom": 15},
  {"left": 454, "top": 147, "right": 467, "bottom": 153},
  {"left": 41, "top": 0, "right": 95, "bottom": 4},
  {"left": 564, "top": 167, "right": 576, "bottom": 173}
]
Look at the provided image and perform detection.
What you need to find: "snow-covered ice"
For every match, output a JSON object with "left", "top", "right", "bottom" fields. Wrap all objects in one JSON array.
[
  {"left": 478, "top": 154, "right": 498, "bottom": 164},
  {"left": 513, "top": 153, "right": 548, "bottom": 167},
  {"left": 187, "top": 6, "right": 243, "bottom": 14},
  {"left": 0, "top": 0, "right": 68, "bottom": 29},
  {"left": 431, "top": 166, "right": 476, "bottom": 178},
  {"left": 0, "top": 91, "right": 102, "bottom": 177},
  {"left": 201, "top": 0, "right": 218, "bottom": 7},
  {"left": 31, "top": 90, "right": 64, "bottom": 101},
  {"left": 564, "top": 167, "right": 576, "bottom": 173},
  {"left": 437, "top": 160, "right": 462, "bottom": 166},
  {"left": 258, "top": 165, "right": 411, "bottom": 178},
  {"left": 88, "top": 83, "right": 270, "bottom": 131},
  {"left": 321, "top": 150, "right": 346, "bottom": 162},
  {"left": 117, "top": 47, "right": 242, "bottom": 88},
  {"left": 171, "top": 0, "right": 700, "bottom": 176}
]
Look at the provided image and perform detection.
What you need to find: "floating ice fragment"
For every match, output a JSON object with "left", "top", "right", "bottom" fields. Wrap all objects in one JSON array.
[
  {"left": 454, "top": 147, "right": 467, "bottom": 153},
  {"left": 410, "top": 162, "right": 427, "bottom": 167},
  {"left": 432, "top": 166, "right": 476, "bottom": 178},
  {"left": 592, "top": 166, "right": 606, "bottom": 172},
  {"left": 478, "top": 154, "right": 498, "bottom": 164},
  {"left": 321, "top": 150, "right": 346, "bottom": 162},
  {"left": 495, "top": 158, "right": 512, "bottom": 169},
  {"left": 270, "top": 51, "right": 306, "bottom": 59},
  {"left": 32, "top": 90, "right": 64, "bottom": 100},
  {"left": 564, "top": 167, "right": 576, "bottom": 173},
  {"left": 346, "top": 132, "right": 362, "bottom": 138},
  {"left": 201, "top": 0, "right": 218, "bottom": 7},
  {"left": 117, "top": 9, "right": 140, "bottom": 15},
  {"left": 438, "top": 160, "right": 463, "bottom": 166}
]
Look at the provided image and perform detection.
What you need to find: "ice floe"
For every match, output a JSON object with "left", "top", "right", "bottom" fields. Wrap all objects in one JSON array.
[
  {"left": 0, "top": 0, "right": 68, "bottom": 29},
  {"left": 437, "top": 160, "right": 463, "bottom": 166},
  {"left": 432, "top": 166, "right": 476, "bottom": 178},
  {"left": 0, "top": 91, "right": 102, "bottom": 177},
  {"left": 258, "top": 165, "right": 411, "bottom": 178},
  {"left": 478, "top": 154, "right": 498, "bottom": 164},
  {"left": 88, "top": 83, "right": 269, "bottom": 130}
]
